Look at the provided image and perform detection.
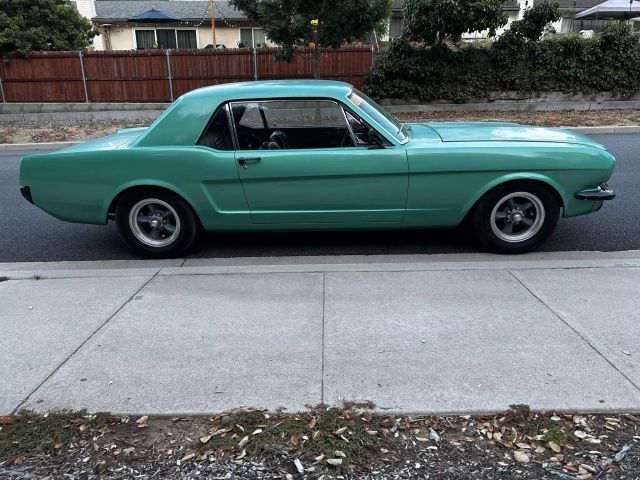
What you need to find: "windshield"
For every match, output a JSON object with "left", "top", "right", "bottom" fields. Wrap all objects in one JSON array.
[{"left": 346, "top": 89, "right": 408, "bottom": 143}]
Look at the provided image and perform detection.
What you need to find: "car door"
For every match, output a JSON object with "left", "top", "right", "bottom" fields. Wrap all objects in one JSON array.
[{"left": 230, "top": 99, "right": 409, "bottom": 224}]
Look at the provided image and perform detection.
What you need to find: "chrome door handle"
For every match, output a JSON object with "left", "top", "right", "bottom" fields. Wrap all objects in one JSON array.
[{"left": 238, "top": 156, "right": 262, "bottom": 167}]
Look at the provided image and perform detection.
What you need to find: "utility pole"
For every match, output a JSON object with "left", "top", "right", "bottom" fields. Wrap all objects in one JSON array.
[{"left": 210, "top": 0, "right": 217, "bottom": 47}]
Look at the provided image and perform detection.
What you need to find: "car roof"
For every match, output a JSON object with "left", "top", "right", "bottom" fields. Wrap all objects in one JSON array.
[{"left": 183, "top": 80, "right": 354, "bottom": 102}]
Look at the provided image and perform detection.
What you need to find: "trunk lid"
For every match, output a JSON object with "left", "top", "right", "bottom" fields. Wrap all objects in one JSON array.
[{"left": 56, "top": 127, "right": 148, "bottom": 153}]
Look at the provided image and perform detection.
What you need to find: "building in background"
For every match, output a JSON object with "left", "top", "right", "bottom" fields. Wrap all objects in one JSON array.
[
  {"left": 79, "top": 0, "right": 628, "bottom": 51},
  {"left": 553, "top": 0, "right": 611, "bottom": 34},
  {"left": 70, "top": 0, "right": 104, "bottom": 49},
  {"left": 388, "top": 0, "right": 614, "bottom": 41},
  {"left": 89, "top": 0, "right": 268, "bottom": 50}
]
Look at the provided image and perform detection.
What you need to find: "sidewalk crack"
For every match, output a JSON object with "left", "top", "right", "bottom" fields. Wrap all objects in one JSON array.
[
  {"left": 508, "top": 270, "right": 640, "bottom": 394},
  {"left": 321, "top": 273, "right": 326, "bottom": 406},
  {"left": 10, "top": 270, "right": 160, "bottom": 415}
]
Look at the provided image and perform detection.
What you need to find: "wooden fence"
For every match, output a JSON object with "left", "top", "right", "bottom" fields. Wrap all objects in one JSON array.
[{"left": 0, "top": 48, "right": 374, "bottom": 103}]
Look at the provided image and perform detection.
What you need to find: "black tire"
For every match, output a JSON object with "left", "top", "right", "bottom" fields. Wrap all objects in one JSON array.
[
  {"left": 472, "top": 182, "right": 560, "bottom": 254},
  {"left": 115, "top": 188, "right": 199, "bottom": 258}
]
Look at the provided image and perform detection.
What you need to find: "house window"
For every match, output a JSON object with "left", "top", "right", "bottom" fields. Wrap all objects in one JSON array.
[
  {"left": 134, "top": 29, "right": 198, "bottom": 49},
  {"left": 240, "top": 28, "right": 266, "bottom": 48},
  {"left": 156, "top": 30, "right": 177, "bottom": 49},
  {"left": 135, "top": 30, "right": 156, "bottom": 49},
  {"left": 389, "top": 18, "right": 403, "bottom": 38},
  {"left": 177, "top": 30, "right": 197, "bottom": 49}
]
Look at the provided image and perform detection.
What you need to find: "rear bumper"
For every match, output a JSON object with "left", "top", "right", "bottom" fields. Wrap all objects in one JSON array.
[
  {"left": 20, "top": 186, "right": 34, "bottom": 204},
  {"left": 575, "top": 184, "right": 615, "bottom": 201}
]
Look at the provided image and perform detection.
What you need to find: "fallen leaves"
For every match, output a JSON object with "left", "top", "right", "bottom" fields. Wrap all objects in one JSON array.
[
  {"left": 1, "top": 407, "right": 637, "bottom": 479},
  {"left": 548, "top": 441, "right": 562, "bottom": 453},
  {"left": 178, "top": 452, "right": 195, "bottom": 464},
  {"left": 237, "top": 435, "right": 249, "bottom": 448},
  {"left": 0, "top": 416, "right": 14, "bottom": 425},
  {"left": 613, "top": 443, "right": 633, "bottom": 463}
]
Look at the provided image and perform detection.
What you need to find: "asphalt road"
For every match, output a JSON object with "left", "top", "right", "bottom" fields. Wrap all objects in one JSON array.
[{"left": 1, "top": 133, "right": 638, "bottom": 262}]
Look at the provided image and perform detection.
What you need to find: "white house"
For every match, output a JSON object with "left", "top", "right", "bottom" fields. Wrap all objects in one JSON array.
[
  {"left": 73, "top": 0, "right": 269, "bottom": 50},
  {"left": 70, "top": 0, "right": 104, "bottom": 49}
]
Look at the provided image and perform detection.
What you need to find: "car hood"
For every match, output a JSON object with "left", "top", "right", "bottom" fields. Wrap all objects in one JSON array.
[
  {"left": 57, "top": 127, "right": 148, "bottom": 153},
  {"left": 408, "top": 122, "right": 606, "bottom": 149}
]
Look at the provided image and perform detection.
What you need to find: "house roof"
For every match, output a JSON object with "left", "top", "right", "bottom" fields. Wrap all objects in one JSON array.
[
  {"left": 392, "top": 0, "right": 521, "bottom": 11},
  {"left": 558, "top": 0, "right": 605, "bottom": 10},
  {"left": 93, "top": 1, "right": 247, "bottom": 23}
]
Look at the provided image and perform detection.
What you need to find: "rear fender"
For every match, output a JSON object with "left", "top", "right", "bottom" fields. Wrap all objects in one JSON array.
[{"left": 104, "top": 180, "right": 201, "bottom": 222}]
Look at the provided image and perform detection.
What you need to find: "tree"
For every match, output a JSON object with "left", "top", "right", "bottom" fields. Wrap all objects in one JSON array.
[
  {"left": 229, "top": 0, "right": 392, "bottom": 77},
  {"left": 505, "top": 0, "right": 561, "bottom": 41},
  {"left": 402, "top": 0, "right": 507, "bottom": 44},
  {"left": 0, "top": 0, "right": 96, "bottom": 55}
]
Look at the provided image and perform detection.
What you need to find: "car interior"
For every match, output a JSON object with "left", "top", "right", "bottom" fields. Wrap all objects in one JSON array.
[{"left": 198, "top": 99, "right": 384, "bottom": 151}]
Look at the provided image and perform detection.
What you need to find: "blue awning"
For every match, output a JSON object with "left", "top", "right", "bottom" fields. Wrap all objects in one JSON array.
[{"left": 127, "top": 8, "right": 181, "bottom": 23}]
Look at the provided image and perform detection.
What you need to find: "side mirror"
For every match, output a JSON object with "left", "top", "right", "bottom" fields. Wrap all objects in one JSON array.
[{"left": 367, "top": 129, "right": 385, "bottom": 149}]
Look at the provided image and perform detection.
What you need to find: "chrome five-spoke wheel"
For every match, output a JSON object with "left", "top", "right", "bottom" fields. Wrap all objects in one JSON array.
[
  {"left": 490, "top": 192, "right": 545, "bottom": 243},
  {"left": 117, "top": 189, "right": 198, "bottom": 258},
  {"left": 128, "top": 198, "right": 181, "bottom": 247},
  {"left": 472, "top": 183, "right": 560, "bottom": 254}
]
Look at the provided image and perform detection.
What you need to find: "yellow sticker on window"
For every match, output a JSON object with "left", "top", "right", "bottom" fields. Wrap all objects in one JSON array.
[{"left": 349, "top": 93, "right": 363, "bottom": 107}]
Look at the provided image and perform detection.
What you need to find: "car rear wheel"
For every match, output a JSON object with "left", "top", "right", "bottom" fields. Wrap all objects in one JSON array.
[
  {"left": 115, "top": 189, "right": 198, "bottom": 258},
  {"left": 472, "top": 183, "right": 560, "bottom": 254}
]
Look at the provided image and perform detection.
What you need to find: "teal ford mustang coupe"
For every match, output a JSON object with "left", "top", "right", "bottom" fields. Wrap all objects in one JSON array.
[{"left": 19, "top": 80, "right": 615, "bottom": 257}]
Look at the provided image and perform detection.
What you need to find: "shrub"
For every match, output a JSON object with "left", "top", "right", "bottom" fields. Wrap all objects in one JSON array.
[
  {"left": 402, "top": 0, "right": 507, "bottom": 44},
  {"left": 364, "top": 22, "right": 640, "bottom": 101},
  {"left": 505, "top": 0, "right": 562, "bottom": 41}
]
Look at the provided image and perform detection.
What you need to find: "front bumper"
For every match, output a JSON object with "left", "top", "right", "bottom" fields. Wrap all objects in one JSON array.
[
  {"left": 20, "top": 186, "right": 34, "bottom": 204},
  {"left": 575, "top": 184, "right": 615, "bottom": 201}
]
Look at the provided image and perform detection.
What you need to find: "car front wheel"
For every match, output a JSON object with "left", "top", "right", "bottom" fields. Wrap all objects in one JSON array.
[
  {"left": 115, "top": 189, "right": 198, "bottom": 258},
  {"left": 472, "top": 183, "right": 560, "bottom": 254}
]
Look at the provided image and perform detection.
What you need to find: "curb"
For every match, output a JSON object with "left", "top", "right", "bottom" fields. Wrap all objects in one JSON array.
[
  {"left": 2, "top": 250, "right": 640, "bottom": 279},
  {"left": 1, "top": 126, "right": 639, "bottom": 152},
  {"left": 571, "top": 126, "right": 640, "bottom": 134},
  {"left": 385, "top": 99, "right": 640, "bottom": 113}
]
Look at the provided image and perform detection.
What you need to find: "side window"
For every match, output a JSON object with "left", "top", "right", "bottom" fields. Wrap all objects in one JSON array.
[
  {"left": 344, "top": 109, "right": 392, "bottom": 147},
  {"left": 345, "top": 110, "right": 370, "bottom": 145},
  {"left": 230, "top": 100, "right": 354, "bottom": 150},
  {"left": 237, "top": 102, "right": 264, "bottom": 129},
  {"left": 197, "top": 105, "right": 234, "bottom": 151}
]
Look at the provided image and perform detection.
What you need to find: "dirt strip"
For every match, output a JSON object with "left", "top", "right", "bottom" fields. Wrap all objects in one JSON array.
[
  {"left": 1, "top": 110, "right": 640, "bottom": 144},
  {"left": 1, "top": 406, "right": 638, "bottom": 479}
]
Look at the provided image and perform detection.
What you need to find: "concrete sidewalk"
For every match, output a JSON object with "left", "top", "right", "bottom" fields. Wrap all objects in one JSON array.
[{"left": 1, "top": 251, "right": 639, "bottom": 416}]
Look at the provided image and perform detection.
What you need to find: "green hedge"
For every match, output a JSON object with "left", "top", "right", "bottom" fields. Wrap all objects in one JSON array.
[{"left": 364, "top": 22, "right": 640, "bottom": 103}]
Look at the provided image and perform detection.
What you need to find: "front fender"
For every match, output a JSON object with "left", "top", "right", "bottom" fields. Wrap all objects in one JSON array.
[{"left": 460, "top": 172, "right": 570, "bottom": 220}]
